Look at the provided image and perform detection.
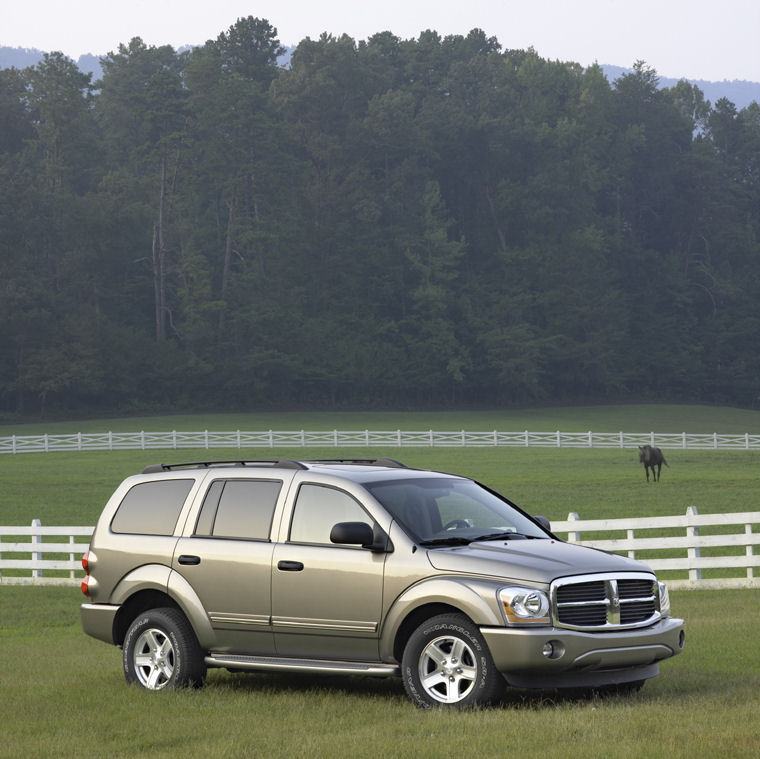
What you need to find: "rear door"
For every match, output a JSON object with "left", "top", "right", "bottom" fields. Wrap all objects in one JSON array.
[{"left": 172, "top": 474, "right": 287, "bottom": 655}]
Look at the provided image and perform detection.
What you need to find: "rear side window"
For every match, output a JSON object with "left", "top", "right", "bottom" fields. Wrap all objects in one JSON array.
[
  {"left": 111, "top": 479, "right": 193, "bottom": 535},
  {"left": 194, "top": 479, "right": 281, "bottom": 540}
]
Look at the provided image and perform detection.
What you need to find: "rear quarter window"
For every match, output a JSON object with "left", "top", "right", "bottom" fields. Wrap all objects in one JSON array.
[{"left": 111, "top": 479, "right": 194, "bottom": 535}]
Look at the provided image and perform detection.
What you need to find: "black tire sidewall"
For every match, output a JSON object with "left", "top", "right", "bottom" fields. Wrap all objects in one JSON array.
[
  {"left": 402, "top": 614, "right": 502, "bottom": 708},
  {"left": 122, "top": 607, "right": 203, "bottom": 690}
]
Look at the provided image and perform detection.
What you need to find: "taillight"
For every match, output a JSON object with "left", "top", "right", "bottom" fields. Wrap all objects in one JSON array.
[{"left": 81, "top": 552, "right": 91, "bottom": 599}]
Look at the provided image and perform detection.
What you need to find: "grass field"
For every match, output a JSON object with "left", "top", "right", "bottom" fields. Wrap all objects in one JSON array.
[
  {"left": 0, "top": 586, "right": 758, "bottom": 759},
  {"left": 3, "top": 402, "right": 760, "bottom": 435},
  {"left": 1, "top": 406, "right": 759, "bottom": 757}
]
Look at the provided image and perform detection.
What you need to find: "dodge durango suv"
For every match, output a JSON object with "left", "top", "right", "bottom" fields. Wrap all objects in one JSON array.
[{"left": 80, "top": 458, "right": 685, "bottom": 707}]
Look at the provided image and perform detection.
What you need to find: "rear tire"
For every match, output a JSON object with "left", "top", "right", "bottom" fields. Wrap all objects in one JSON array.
[
  {"left": 123, "top": 607, "right": 206, "bottom": 691},
  {"left": 402, "top": 613, "right": 505, "bottom": 708}
]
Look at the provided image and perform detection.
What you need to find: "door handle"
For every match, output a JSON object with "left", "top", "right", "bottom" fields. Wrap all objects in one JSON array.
[
  {"left": 277, "top": 560, "right": 304, "bottom": 572},
  {"left": 178, "top": 554, "right": 201, "bottom": 565}
]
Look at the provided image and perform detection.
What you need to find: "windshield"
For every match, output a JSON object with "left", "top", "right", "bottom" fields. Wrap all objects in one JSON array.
[{"left": 364, "top": 477, "right": 548, "bottom": 545}]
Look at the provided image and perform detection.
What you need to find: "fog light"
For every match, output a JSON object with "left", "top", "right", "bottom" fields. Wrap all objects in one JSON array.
[{"left": 541, "top": 640, "right": 565, "bottom": 660}]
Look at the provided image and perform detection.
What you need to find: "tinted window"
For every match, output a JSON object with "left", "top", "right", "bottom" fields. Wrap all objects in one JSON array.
[
  {"left": 111, "top": 480, "right": 193, "bottom": 535},
  {"left": 365, "top": 477, "right": 546, "bottom": 542},
  {"left": 289, "top": 484, "right": 370, "bottom": 544},
  {"left": 194, "top": 479, "right": 281, "bottom": 540}
]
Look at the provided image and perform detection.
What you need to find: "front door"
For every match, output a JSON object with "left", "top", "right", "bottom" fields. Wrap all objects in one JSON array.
[{"left": 271, "top": 483, "right": 385, "bottom": 661}]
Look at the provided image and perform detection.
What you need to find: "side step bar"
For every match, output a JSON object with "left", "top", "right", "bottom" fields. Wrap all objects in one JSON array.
[{"left": 205, "top": 653, "right": 400, "bottom": 677}]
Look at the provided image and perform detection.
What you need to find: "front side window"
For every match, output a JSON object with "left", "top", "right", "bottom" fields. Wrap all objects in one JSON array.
[
  {"left": 194, "top": 479, "right": 281, "bottom": 540},
  {"left": 111, "top": 479, "right": 193, "bottom": 535},
  {"left": 289, "top": 484, "right": 370, "bottom": 544}
]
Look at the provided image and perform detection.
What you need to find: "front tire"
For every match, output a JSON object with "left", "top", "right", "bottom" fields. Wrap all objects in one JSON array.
[
  {"left": 123, "top": 607, "right": 206, "bottom": 691},
  {"left": 402, "top": 613, "right": 505, "bottom": 708}
]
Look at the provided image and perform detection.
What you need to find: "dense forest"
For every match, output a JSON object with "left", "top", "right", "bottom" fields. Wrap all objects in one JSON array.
[{"left": 2, "top": 17, "right": 760, "bottom": 417}]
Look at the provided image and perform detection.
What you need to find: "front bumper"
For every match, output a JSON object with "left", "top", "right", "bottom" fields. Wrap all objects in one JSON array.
[{"left": 481, "top": 616, "right": 685, "bottom": 689}]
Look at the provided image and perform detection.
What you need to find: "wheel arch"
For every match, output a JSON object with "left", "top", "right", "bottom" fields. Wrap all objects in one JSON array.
[
  {"left": 391, "top": 602, "right": 467, "bottom": 664},
  {"left": 381, "top": 577, "right": 504, "bottom": 662},
  {"left": 109, "top": 564, "right": 215, "bottom": 649},
  {"left": 113, "top": 589, "right": 179, "bottom": 646}
]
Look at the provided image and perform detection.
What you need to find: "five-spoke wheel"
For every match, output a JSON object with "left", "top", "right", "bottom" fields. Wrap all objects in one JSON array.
[
  {"left": 402, "top": 613, "right": 504, "bottom": 708},
  {"left": 123, "top": 607, "right": 206, "bottom": 691}
]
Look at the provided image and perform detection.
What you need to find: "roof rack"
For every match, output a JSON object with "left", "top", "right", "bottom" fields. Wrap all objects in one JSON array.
[
  {"left": 142, "top": 459, "right": 308, "bottom": 474},
  {"left": 302, "top": 458, "right": 409, "bottom": 468},
  {"left": 141, "top": 458, "right": 408, "bottom": 475}
]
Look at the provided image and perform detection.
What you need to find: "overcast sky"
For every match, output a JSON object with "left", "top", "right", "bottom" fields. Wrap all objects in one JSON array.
[{"left": 4, "top": 0, "right": 759, "bottom": 82}]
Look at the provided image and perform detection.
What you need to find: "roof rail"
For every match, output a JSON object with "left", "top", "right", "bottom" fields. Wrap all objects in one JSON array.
[
  {"left": 141, "top": 459, "right": 308, "bottom": 474},
  {"left": 301, "top": 458, "right": 409, "bottom": 468}
]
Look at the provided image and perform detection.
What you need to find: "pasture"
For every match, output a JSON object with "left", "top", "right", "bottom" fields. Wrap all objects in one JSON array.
[
  {"left": 1, "top": 406, "right": 760, "bottom": 757},
  {"left": 1, "top": 586, "right": 758, "bottom": 759}
]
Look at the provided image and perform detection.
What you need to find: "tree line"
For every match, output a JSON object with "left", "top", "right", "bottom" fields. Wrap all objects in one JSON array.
[{"left": 1, "top": 17, "right": 760, "bottom": 417}]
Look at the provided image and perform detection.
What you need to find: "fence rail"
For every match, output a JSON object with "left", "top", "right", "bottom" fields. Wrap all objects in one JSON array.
[
  {"left": 2, "top": 508, "right": 758, "bottom": 589},
  {"left": 0, "top": 521, "right": 93, "bottom": 586},
  {"left": 552, "top": 507, "right": 760, "bottom": 589},
  {"left": 3, "top": 429, "right": 760, "bottom": 454}
]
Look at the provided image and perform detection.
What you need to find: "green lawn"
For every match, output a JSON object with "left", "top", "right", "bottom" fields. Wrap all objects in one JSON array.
[
  {"left": 0, "top": 586, "right": 758, "bottom": 759},
  {"left": 3, "top": 402, "right": 760, "bottom": 435},
  {"left": 1, "top": 444, "right": 758, "bottom": 526}
]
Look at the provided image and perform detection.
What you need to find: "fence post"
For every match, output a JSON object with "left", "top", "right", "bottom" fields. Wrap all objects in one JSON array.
[
  {"left": 686, "top": 506, "right": 701, "bottom": 582},
  {"left": 627, "top": 528, "right": 636, "bottom": 559},
  {"left": 32, "top": 518, "right": 42, "bottom": 579},
  {"left": 746, "top": 524, "right": 754, "bottom": 580},
  {"left": 566, "top": 512, "right": 580, "bottom": 543}
]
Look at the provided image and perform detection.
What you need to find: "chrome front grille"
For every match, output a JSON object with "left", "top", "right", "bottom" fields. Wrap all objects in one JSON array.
[{"left": 552, "top": 573, "right": 661, "bottom": 631}]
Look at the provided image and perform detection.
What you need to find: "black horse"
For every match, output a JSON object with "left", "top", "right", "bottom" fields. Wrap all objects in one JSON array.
[{"left": 638, "top": 445, "right": 668, "bottom": 482}]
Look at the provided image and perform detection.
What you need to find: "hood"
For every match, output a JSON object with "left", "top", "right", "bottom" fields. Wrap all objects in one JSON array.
[{"left": 426, "top": 538, "right": 649, "bottom": 585}]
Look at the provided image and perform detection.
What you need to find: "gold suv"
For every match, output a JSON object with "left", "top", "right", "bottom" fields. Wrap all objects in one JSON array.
[{"left": 81, "top": 459, "right": 684, "bottom": 707}]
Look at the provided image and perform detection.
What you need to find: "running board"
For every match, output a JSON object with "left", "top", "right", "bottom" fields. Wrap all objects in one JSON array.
[{"left": 205, "top": 653, "right": 400, "bottom": 677}]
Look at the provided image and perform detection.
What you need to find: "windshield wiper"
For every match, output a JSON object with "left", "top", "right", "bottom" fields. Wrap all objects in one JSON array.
[
  {"left": 472, "top": 531, "right": 545, "bottom": 542},
  {"left": 419, "top": 536, "right": 473, "bottom": 547}
]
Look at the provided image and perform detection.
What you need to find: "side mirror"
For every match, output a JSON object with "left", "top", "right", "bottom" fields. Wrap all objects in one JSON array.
[
  {"left": 532, "top": 515, "right": 552, "bottom": 532},
  {"left": 330, "top": 522, "right": 392, "bottom": 553},
  {"left": 330, "top": 521, "right": 375, "bottom": 546}
]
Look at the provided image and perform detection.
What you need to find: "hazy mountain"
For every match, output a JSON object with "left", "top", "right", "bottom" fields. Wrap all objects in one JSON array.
[
  {"left": 601, "top": 64, "right": 760, "bottom": 110},
  {"left": 1, "top": 45, "right": 758, "bottom": 109},
  {"left": 0, "top": 45, "right": 104, "bottom": 79}
]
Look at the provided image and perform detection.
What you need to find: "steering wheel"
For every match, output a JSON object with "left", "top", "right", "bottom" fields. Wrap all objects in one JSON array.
[{"left": 443, "top": 519, "right": 471, "bottom": 530}]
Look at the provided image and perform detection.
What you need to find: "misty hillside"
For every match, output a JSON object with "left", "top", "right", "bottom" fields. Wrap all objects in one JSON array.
[{"left": 1, "top": 45, "right": 759, "bottom": 108}]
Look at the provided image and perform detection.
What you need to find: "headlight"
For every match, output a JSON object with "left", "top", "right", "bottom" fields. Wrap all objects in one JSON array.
[
  {"left": 657, "top": 580, "right": 671, "bottom": 617},
  {"left": 499, "top": 587, "right": 551, "bottom": 626}
]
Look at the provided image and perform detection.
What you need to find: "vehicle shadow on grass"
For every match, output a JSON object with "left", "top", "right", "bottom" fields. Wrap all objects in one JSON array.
[{"left": 205, "top": 669, "right": 651, "bottom": 709}]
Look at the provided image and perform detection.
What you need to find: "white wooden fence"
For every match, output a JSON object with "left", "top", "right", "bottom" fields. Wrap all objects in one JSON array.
[
  {"left": 2, "top": 429, "right": 760, "bottom": 453},
  {"left": 0, "top": 520, "right": 93, "bottom": 586},
  {"left": 551, "top": 507, "right": 760, "bottom": 589},
  {"left": 2, "top": 508, "right": 758, "bottom": 589}
]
